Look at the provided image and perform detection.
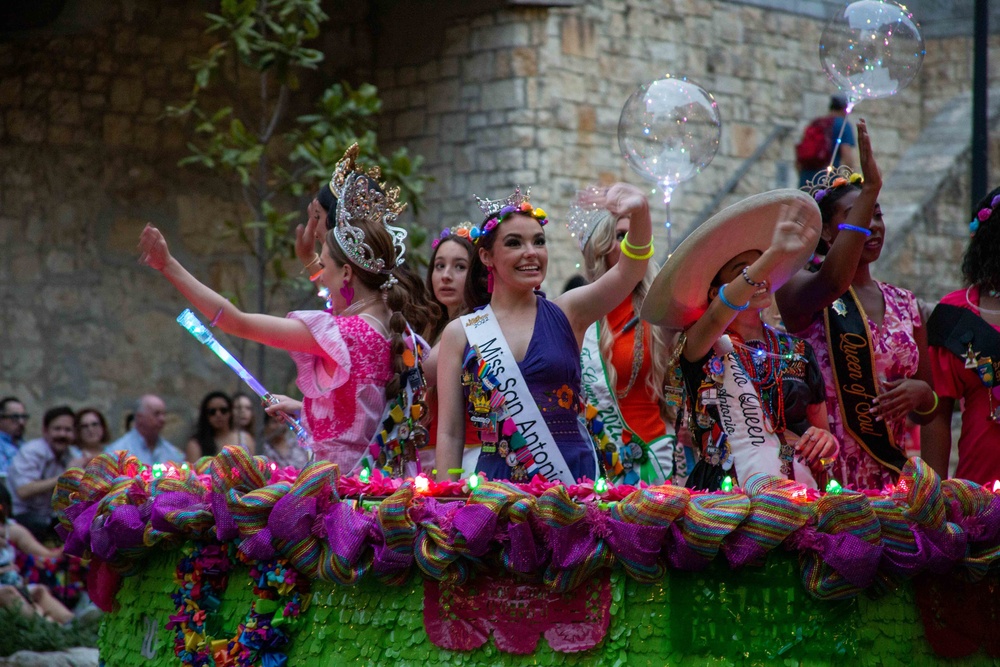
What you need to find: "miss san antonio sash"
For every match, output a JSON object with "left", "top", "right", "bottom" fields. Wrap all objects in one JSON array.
[
  {"left": 461, "top": 306, "right": 576, "bottom": 486},
  {"left": 823, "top": 287, "right": 906, "bottom": 473},
  {"left": 580, "top": 322, "right": 673, "bottom": 484}
]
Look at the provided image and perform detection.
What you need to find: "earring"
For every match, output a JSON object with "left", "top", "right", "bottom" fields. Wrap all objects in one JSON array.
[
  {"left": 487, "top": 267, "right": 494, "bottom": 293},
  {"left": 340, "top": 282, "right": 354, "bottom": 306}
]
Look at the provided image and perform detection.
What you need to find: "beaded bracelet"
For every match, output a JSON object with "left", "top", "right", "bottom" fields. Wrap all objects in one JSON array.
[
  {"left": 837, "top": 223, "right": 872, "bottom": 237},
  {"left": 718, "top": 283, "right": 750, "bottom": 311},
  {"left": 741, "top": 266, "right": 768, "bottom": 289},
  {"left": 620, "top": 237, "right": 655, "bottom": 261},
  {"left": 913, "top": 391, "right": 939, "bottom": 416}
]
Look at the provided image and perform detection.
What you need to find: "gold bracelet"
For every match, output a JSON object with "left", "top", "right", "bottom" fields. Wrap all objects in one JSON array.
[
  {"left": 913, "top": 391, "right": 939, "bottom": 416},
  {"left": 299, "top": 254, "right": 321, "bottom": 275},
  {"left": 622, "top": 232, "right": 652, "bottom": 253},
  {"left": 620, "top": 237, "right": 654, "bottom": 261}
]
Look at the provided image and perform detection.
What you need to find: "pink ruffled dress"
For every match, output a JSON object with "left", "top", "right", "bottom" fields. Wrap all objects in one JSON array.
[
  {"left": 287, "top": 311, "right": 393, "bottom": 473},
  {"left": 800, "top": 282, "right": 921, "bottom": 490}
]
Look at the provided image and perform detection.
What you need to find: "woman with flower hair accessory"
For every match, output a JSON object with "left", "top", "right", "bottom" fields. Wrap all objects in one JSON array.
[
  {"left": 139, "top": 145, "right": 426, "bottom": 475},
  {"left": 641, "top": 190, "right": 838, "bottom": 491},
  {"left": 435, "top": 183, "right": 654, "bottom": 484},
  {"left": 571, "top": 196, "right": 678, "bottom": 484},
  {"left": 923, "top": 185, "right": 1000, "bottom": 484},
  {"left": 776, "top": 119, "right": 936, "bottom": 490}
]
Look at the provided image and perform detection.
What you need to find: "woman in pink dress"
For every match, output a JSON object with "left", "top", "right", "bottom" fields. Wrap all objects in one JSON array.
[
  {"left": 775, "top": 120, "right": 936, "bottom": 490},
  {"left": 138, "top": 145, "right": 414, "bottom": 473}
]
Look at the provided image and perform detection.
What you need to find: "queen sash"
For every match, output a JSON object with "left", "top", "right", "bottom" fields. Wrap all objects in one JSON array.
[
  {"left": 461, "top": 306, "right": 576, "bottom": 486},
  {"left": 580, "top": 322, "right": 673, "bottom": 484},
  {"left": 823, "top": 287, "right": 905, "bottom": 473},
  {"left": 927, "top": 302, "right": 1000, "bottom": 388},
  {"left": 712, "top": 336, "right": 816, "bottom": 488}
]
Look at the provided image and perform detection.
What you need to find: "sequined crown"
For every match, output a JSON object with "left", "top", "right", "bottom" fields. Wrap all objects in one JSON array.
[
  {"left": 474, "top": 186, "right": 531, "bottom": 220},
  {"left": 329, "top": 144, "right": 408, "bottom": 274},
  {"left": 565, "top": 186, "right": 608, "bottom": 252},
  {"left": 801, "top": 165, "right": 862, "bottom": 202}
]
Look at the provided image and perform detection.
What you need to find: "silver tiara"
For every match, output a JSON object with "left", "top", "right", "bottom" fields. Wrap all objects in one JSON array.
[
  {"left": 565, "top": 186, "right": 608, "bottom": 252},
  {"left": 329, "top": 144, "right": 408, "bottom": 274},
  {"left": 474, "top": 186, "right": 530, "bottom": 219}
]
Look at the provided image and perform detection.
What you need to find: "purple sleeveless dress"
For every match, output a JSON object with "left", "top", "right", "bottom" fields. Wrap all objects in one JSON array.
[{"left": 465, "top": 295, "right": 598, "bottom": 482}]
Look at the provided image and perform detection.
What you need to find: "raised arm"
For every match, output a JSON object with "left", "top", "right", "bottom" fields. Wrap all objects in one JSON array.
[
  {"left": 776, "top": 119, "right": 882, "bottom": 333},
  {"left": 434, "top": 319, "right": 468, "bottom": 481},
  {"left": 138, "top": 224, "right": 323, "bottom": 356},
  {"left": 556, "top": 183, "right": 652, "bottom": 340},
  {"left": 683, "top": 206, "right": 818, "bottom": 362}
]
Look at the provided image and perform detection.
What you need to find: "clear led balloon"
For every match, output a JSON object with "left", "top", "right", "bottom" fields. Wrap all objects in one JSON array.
[
  {"left": 617, "top": 76, "right": 721, "bottom": 197},
  {"left": 820, "top": 0, "right": 924, "bottom": 104}
]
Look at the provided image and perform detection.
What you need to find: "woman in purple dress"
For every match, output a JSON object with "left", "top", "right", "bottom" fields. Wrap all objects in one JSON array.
[{"left": 434, "top": 184, "right": 653, "bottom": 484}]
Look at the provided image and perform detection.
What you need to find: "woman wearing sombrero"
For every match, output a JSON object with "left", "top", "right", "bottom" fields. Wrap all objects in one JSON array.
[
  {"left": 641, "top": 190, "right": 839, "bottom": 491},
  {"left": 775, "top": 120, "right": 936, "bottom": 491}
]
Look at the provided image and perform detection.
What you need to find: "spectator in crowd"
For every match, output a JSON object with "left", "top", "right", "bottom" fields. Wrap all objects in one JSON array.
[
  {"left": 123, "top": 412, "right": 134, "bottom": 434},
  {"left": 0, "top": 484, "right": 76, "bottom": 625},
  {"left": 73, "top": 408, "right": 110, "bottom": 467},
  {"left": 231, "top": 392, "right": 257, "bottom": 450},
  {"left": 6, "top": 406, "right": 80, "bottom": 542},
  {"left": 796, "top": 94, "right": 858, "bottom": 188},
  {"left": 185, "top": 391, "right": 254, "bottom": 462},
  {"left": 106, "top": 395, "right": 183, "bottom": 466},
  {"left": 0, "top": 397, "right": 27, "bottom": 476}
]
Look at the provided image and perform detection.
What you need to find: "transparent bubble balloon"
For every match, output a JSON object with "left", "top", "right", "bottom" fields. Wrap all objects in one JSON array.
[
  {"left": 820, "top": 0, "right": 924, "bottom": 104},
  {"left": 617, "top": 76, "right": 721, "bottom": 195}
]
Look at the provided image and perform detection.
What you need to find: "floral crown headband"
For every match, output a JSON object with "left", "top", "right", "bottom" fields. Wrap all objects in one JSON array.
[
  {"left": 470, "top": 186, "right": 548, "bottom": 244},
  {"left": 430, "top": 221, "right": 475, "bottom": 249},
  {"left": 802, "top": 165, "right": 863, "bottom": 203},
  {"left": 970, "top": 194, "right": 1000, "bottom": 235},
  {"left": 329, "top": 144, "right": 408, "bottom": 274}
]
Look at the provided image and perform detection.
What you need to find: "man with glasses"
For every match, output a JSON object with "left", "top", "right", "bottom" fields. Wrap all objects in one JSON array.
[
  {"left": 6, "top": 405, "right": 80, "bottom": 541},
  {"left": 0, "top": 397, "right": 28, "bottom": 476},
  {"left": 106, "top": 394, "right": 182, "bottom": 466}
]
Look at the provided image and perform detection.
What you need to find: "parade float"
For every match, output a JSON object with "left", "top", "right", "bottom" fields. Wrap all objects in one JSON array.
[{"left": 52, "top": 447, "right": 1000, "bottom": 667}]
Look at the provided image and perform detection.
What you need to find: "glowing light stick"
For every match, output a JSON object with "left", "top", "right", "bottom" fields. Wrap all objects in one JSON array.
[{"left": 176, "top": 309, "right": 311, "bottom": 448}]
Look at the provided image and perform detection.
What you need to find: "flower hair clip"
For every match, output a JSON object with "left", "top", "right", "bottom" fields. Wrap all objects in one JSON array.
[
  {"left": 970, "top": 194, "right": 1000, "bottom": 235},
  {"left": 430, "top": 221, "right": 474, "bottom": 249},
  {"left": 803, "top": 166, "right": 863, "bottom": 202}
]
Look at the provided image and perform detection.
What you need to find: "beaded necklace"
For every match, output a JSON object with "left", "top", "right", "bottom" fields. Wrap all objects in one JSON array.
[{"left": 727, "top": 326, "right": 787, "bottom": 434}]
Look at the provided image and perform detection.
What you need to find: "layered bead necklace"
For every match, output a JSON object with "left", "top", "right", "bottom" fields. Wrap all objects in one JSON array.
[{"left": 727, "top": 326, "right": 788, "bottom": 434}]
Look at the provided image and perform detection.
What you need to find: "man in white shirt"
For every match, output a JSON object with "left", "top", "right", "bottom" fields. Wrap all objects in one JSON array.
[{"left": 106, "top": 395, "right": 183, "bottom": 466}]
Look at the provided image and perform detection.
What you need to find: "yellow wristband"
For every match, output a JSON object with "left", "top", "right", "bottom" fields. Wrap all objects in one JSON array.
[
  {"left": 620, "top": 237, "right": 655, "bottom": 261},
  {"left": 913, "top": 391, "right": 939, "bottom": 416},
  {"left": 622, "top": 232, "right": 652, "bottom": 253}
]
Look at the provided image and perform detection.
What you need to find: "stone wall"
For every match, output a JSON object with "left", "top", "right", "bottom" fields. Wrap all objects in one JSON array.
[{"left": 0, "top": 0, "right": 996, "bottom": 443}]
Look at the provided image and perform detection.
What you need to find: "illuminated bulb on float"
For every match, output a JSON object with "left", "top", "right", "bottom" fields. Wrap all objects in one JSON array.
[
  {"left": 720, "top": 476, "right": 733, "bottom": 493},
  {"left": 594, "top": 477, "right": 609, "bottom": 494},
  {"left": 825, "top": 479, "right": 843, "bottom": 495},
  {"left": 414, "top": 474, "right": 430, "bottom": 493},
  {"left": 992, "top": 480, "right": 1000, "bottom": 493},
  {"left": 467, "top": 474, "right": 481, "bottom": 491},
  {"left": 358, "top": 467, "right": 371, "bottom": 484}
]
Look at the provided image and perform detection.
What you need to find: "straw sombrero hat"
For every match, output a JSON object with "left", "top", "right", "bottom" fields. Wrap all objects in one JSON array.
[{"left": 640, "top": 189, "right": 820, "bottom": 330}]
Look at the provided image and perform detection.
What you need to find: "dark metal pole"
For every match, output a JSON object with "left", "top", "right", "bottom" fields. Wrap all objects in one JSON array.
[{"left": 971, "top": 0, "right": 989, "bottom": 213}]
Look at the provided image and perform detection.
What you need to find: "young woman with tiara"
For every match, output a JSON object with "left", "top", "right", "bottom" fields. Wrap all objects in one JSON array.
[
  {"left": 435, "top": 183, "right": 653, "bottom": 484},
  {"left": 923, "top": 185, "right": 1000, "bottom": 485},
  {"left": 775, "top": 120, "right": 936, "bottom": 490},
  {"left": 139, "top": 145, "right": 422, "bottom": 474},
  {"left": 567, "top": 193, "right": 677, "bottom": 484},
  {"left": 641, "top": 190, "right": 838, "bottom": 491}
]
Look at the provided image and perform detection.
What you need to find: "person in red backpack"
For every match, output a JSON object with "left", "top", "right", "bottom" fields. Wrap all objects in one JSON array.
[{"left": 797, "top": 95, "right": 858, "bottom": 188}]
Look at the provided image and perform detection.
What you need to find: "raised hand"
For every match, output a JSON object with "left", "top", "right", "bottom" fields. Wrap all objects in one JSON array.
[
  {"left": 856, "top": 119, "right": 882, "bottom": 191},
  {"left": 768, "top": 200, "right": 818, "bottom": 256},
  {"left": 294, "top": 198, "right": 325, "bottom": 265},
  {"left": 578, "top": 182, "right": 648, "bottom": 218},
  {"left": 137, "top": 223, "right": 172, "bottom": 271}
]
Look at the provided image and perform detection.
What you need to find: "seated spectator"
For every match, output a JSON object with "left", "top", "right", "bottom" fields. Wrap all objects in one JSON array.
[
  {"left": 0, "top": 397, "right": 28, "bottom": 477},
  {"left": 185, "top": 391, "right": 255, "bottom": 463},
  {"left": 73, "top": 407, "right": 110, "bottom": 467},
  {"left": 262, "top": 411, "right": 310, "bottom": 470},
  {"left": 106, "top": 395, "right": 183, "bottom": 466},
  {"left": 232, "top": 392, "right": 257, "bottom": 452},
  {"left": 6, "top": 406, "right": 80, "bottom": 542},
  {"left": 0, "top": 485, "right": 74, "bottom": 625}
]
